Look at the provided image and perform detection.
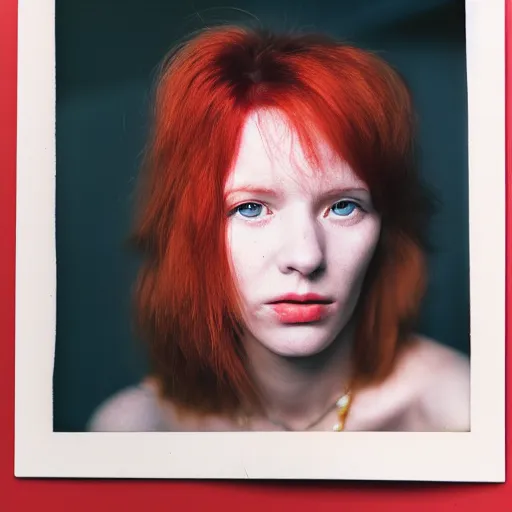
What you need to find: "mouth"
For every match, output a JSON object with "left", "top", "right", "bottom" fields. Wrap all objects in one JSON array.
[
  {"left": 267, "top": 293, "right": 334, "bottom": 305},
  {"left": 266, "top": 294, "right": 334, "bottom": 324}
]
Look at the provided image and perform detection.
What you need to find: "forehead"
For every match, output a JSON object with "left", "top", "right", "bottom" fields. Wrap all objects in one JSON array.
[{"left": 226, "top": 110, "right": 366, "bottom": 193}]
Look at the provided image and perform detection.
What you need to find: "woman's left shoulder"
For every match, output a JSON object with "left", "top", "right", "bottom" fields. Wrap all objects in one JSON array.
[{"left": 404, "top": 336, "right": 470, "bottom": 431}]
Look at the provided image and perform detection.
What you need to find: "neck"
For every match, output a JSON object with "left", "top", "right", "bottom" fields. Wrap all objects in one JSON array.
[{"left": 242, "top": 326, "right": 354, "bottom": 431}]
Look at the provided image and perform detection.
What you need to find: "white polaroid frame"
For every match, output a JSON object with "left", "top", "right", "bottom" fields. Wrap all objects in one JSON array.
[{"left": 14, "top": 0, "right": 505, "bottom": 481}]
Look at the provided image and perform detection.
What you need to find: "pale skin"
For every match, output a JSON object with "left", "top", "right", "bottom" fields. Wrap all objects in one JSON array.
[
  {"left": 148, "top": 335, "right": 470, "bottom": 431},
  {"left": 146, "top": 110, "right": 470, "bottom": 432}
]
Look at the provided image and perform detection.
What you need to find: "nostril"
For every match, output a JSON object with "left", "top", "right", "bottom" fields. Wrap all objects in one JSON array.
[{"left": 308, "top": 264, "right": 326, "bottom": 281}]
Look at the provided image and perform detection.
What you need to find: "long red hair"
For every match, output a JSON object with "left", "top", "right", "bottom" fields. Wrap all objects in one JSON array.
[{"left": 132, "top": 26, "right": 435, "bottom": 415}]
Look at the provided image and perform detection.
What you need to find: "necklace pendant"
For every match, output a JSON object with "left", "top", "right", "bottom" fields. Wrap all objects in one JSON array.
[
  {"left": 333, "top": 391, "right": 352, "bottom": 432},
  {"left": 336, "top": 393, "right": 350, "bottom": 411}
]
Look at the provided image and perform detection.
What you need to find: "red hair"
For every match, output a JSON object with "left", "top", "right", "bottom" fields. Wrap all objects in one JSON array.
[{"left": 132, "top": 26, "right": 435, "bottom": 415}]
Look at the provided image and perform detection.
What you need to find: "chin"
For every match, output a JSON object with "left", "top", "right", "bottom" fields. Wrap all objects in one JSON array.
[{"left": 256, "top": 325, "right": 339, "bottom": 358}]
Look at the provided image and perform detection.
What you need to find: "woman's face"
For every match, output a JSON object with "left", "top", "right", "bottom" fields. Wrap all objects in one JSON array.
[{"left": 225, "top": 110, "right": 381, "bottom": 357}]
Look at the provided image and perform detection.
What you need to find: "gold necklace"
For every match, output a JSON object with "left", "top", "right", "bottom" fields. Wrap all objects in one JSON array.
[
  {"left": 332, "top": 391, "right": 352, "bottom": 431},
  {"left": 239, "top": 390, "right": 353, "bottom": 432}
]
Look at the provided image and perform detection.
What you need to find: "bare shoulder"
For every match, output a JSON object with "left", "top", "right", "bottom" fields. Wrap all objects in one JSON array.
[
  {"left": 87, "top": 382, "right": 168, "bottom": 432},
  {"left": 402, "top": 336, "right": 470, "bottom": 431}
]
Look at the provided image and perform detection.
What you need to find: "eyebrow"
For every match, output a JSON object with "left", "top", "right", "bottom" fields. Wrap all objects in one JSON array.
[
  {"left": 225, "top": 185, "right": 369, "bottom": 200},
  {"left": 321, "top": 186, "right": 370, "bottom": 198},
  {"left": 224, "top": 186, "right": 284, "bottom": 200}
]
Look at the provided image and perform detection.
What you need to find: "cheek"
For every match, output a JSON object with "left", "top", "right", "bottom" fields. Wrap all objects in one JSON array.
[
  {"left": 226, "top": 223, "right": 267, "bottom": 295},
  {"left": 330, "top": 221, "right": 381, "bottom": 282},
  {"left": 356, "top": 221, "right": 381, "bottom": 267}
]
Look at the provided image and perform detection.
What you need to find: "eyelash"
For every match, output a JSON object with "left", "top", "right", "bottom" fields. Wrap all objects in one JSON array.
[{"left": 228, "top": 200, "right": 364, "bottom": 220}]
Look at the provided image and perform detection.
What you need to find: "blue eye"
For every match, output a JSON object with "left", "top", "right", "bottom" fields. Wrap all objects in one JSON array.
[
  {"left": 331, "top": 200, "right": 358, "bottom": 217},
  {"left": 235, "top": 202, "right": 263, "bottom": 218}
]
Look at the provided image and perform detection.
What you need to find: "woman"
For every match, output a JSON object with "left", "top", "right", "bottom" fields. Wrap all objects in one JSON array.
[{"left": 88, "top": 25, "right": 470, "bottom": 432}]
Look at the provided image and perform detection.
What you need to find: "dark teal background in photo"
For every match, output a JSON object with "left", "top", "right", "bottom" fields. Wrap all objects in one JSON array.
[{"left": 54, "top": 0, "right": 469, "bottom": 431}]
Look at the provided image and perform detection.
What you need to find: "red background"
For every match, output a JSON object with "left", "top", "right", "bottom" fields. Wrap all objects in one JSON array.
[{"left": 1, "top": 0, "right": 510, "bottom": 509}]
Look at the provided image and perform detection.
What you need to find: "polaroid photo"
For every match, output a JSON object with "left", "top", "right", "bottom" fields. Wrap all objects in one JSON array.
[{"left": 15, "top": 0, "right": 505, "bottom": 480}]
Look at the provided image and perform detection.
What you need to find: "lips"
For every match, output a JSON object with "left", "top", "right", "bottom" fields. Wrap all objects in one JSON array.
[{"left": 266, "top": 293, "right": 334, "bottom": 324}]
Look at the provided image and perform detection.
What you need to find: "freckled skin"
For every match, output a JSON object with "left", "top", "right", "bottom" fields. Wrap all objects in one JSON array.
[{"left": 225, "top": 110, "right": 382, "bottom": 357}]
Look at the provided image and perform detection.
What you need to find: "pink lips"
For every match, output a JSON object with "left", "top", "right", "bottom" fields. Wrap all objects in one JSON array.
[{"left": 266, "top": 293, "right": 333, "bottom": 324}]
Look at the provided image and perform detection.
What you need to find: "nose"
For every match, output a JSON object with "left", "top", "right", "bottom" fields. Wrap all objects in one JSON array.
[{"left": 276, "top": 213, "right": 326, "bottom": 278}]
